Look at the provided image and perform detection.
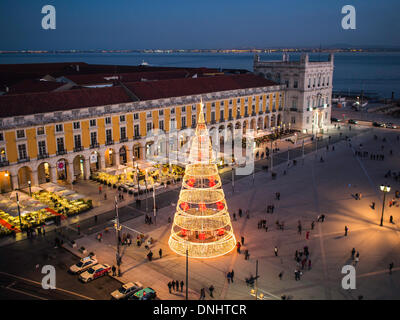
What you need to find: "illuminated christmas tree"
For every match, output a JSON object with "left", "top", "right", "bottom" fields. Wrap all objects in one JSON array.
[{"left": 168, "top": 101, "right": 236, "bottom": 258}]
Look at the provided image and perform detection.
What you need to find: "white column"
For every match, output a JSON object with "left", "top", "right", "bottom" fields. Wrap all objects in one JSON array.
[
  {"left": 11, "top": 174, "right": 18, "bottom": 190},
  {"left": 31, "top": 170, "right": 39, "bottom": 186},
  {"left": 50, "top": 165, "right": 57, "bottom": 183},
  {"left": 67, "top": 161, "right": 74, "bottom": 182},
  {"left": 83, "top": 158, "right": 90, "bottom": 179}
]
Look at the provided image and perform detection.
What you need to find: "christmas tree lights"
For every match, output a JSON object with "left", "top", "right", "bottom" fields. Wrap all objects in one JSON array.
[{"left": 168, "top": 100, "right": 236, "bottom": 258}]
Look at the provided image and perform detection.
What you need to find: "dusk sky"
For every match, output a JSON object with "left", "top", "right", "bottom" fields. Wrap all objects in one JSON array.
[{"left": 0, "top": 0, "right": 399, "bottom": 50}]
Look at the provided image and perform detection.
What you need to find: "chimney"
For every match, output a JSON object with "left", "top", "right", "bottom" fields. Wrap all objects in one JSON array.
[
  {"left": 300, "top": 53, "right": 309, "bottom": 64},
  {"left": 329, "top": 53, "right": 334, "bottom": 64}
]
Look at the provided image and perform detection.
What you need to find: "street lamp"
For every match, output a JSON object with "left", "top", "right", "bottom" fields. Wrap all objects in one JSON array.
[
  {"left": 379, "top": 184, "right": 391, "bottom": 226},
  {"left": 28, "top": 180, "right": 31, "bottom": 196}
]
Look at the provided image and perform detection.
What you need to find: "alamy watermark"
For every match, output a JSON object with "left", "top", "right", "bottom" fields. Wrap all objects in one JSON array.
[
  {"left": 341, "top": 5, "right": 356, "bottom": 30},
  {"left": 41, "top": 5, "right": 56, "bottom": 30}
]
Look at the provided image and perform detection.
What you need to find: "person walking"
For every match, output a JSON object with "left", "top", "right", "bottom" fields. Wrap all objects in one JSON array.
[
  {"left": 236, "top": 241, "right": 241, "bottom": 254},
  {"left": 94, "top": 215, "right": 98, "bottom": 224},
  {"left": 351, "top": 248, "right": 356, "bottom": 260},
  {"left": 175, "top": 280, "right": 179, "bottom": 291},
  {"left": 306, "top": 231, "right": 310, "bottom": 240},
  {"left": 112, "top": 265, "right": 116, "bottom": 276},
  {"left": 227, "top": 272, "right": 231, "bottom": 283},
  {"left": 278, "top": 272, "right": 283, "bottom": 280},
  {"left": 209, "top": 285, "right": 214, "bottom": 298},
  {"left": 238, "top": 208, "right": 242, "bottom": 218},
  {"left": 390, "top": 215, "right": 394, "bottom": 224},
  {"left": 168, "top": 281, "right": 172, "bottom": 293},
  {"left": 344, "top": 226, "right": 348, "bottom": 236},
  {"left": 311, "top": 221, "right": 315, "bottom": 230},
  {"left": 99, "top": 185, "right": 102, "bottom": 194},
  {"left": 172, "top": 280, "right": 176, "bottom": 291},
  {"left": 274, "top": 246, "right": 278, "bottom": 257},
  {"left": 200, "top": 288, "right": 205, "bottom": 300},
  {"left": 371, "top": 202, "right": 375, "bottom": 210},
  {"left": 180, "top": 280, "right": 184, "bottom": 292},
  {"left": 245, "top": 249, "right": 250, "bottom": 260},
  {"left": 389, "top": 262, "right": 394, "bottom": 274},
  {"left": 231, "top": 270, "right": 234, "bottom": 283},
  {"left": 241, "top": 236, "right": 245, "bottom": 246},
  {"left": 159, "top": 248, "right": 163, "bottom": 259}
]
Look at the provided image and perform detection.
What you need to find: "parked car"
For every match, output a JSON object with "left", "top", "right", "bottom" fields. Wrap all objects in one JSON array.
[
  {"left": 69, "top": 255, "right": 98, "bottom": 274},
  {"left": 128, "top": 287, "right": 157, "bottom": 300},
  {"left": 331, "top": 117, "right": 341, "bottom": 122},
  {"left": 372, "top": 122, "right": 384, "bottom": 127},
  {"left": 348, "top": 119, "right": 358, "bottom": 124},
  {"left": 385, "top": 123, "right": 398, "bottom": 129},
  {"left": 110, "top": 282, "right": 143, "bottom": 300},
  {"left": 79, "top": 264, "right": 111, "bottom": 283}
]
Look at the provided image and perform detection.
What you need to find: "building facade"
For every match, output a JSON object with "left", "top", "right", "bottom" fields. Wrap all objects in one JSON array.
[
  {"left": 254, "top": 53, "right": 334, "bottom": 134},
  {"left": 0, "top": 74, "right": 285, "bottom": 192}
]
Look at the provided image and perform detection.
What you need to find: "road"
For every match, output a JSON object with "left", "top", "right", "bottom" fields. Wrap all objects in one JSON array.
[{"left": 0, "top": 234, "right": 121, "bottom": 300}]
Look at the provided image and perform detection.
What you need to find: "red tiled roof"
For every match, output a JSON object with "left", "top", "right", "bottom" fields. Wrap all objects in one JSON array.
[
  {"left": 124, "top": 74, "right": 277, "bottom": 101},
  {"left": 7, "top": 79, "right": 65, "bottom": 94},
  {"left": 0, "top": 86, "right": 131, "bottom": 117},
  {"left": 0, "top": 74, "right": 277, "bottom": 118}
]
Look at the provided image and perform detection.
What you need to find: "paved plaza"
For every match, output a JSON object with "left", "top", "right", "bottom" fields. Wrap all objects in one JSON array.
[{"left": 62, "top": 124, "right": 400, "bottom": 300}]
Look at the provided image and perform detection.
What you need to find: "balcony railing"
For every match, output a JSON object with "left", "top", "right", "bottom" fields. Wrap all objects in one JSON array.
[
  {"left": 56, "top": 150, "right": 66, "bottom": 156},
  {"left": 0, "top": 160, "right": 9, "bottom": 167},
  {"left": 259, "top": 111, "right": 264, "bottom": 115},
  {"left": 228, "top": 116, "right": 233, "bottom": 121},
  {"left": 251, "top": 112, "right": 256, "bottom": 116},
  {"left": 120, "top": 137, "right": 128, "bottom": 143},
  {"left": 18, "top": 157, "right": 30, "bottom": 163},
  {"left": 244, "top": 113, "right": 249, "bottom": 117},
  {"left": 210, "top": 120, "right": 216, "bottom": 124},
  {"left": 236, "top": 114, "right": 241, "bottom": 119},
  {"left": 90, "top": 142, "right": 99, "bottom": 149},
  {"left": 37, "top": 152, "right": 49, "bottom": 160},
  {"left": 289, "top": 108, "right": 298, "bottom": 112},
  {"left": 133, "top": 135, "right": 141, "bottom": 140},
  {"left": 272, "top": 109, "right": 277, "bottom": 112},
  {"left": 74, "top": 146, "right": 83, "bottom": 152},
  {"left": 105, "top": 140, "right": 114, "bottom": 146}
]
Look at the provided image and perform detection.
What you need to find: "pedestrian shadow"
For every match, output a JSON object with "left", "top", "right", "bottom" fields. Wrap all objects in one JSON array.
[{"left": 334, "top": 235, "right": 345, "bottom": 240}]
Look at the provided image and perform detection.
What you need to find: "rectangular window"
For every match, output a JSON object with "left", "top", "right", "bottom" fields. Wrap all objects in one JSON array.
[
  {"left": 105, "top": 117, "right": 111, "bottom": 125},
  {"left": 133, "top": 113, "right": 139, "bottom": 120},
  {"left": 90, "top": 119, "right": 96, "bottom": 127},
  {"left": 181, "top": 106, "right": 186, "bottom": 113},
  {"left": 147, "top": 112, "right": 152, "bottom": 118},
  {"left": 192, "top": 105, "right": 197, "bottom": 111},
  {"left": 211, "top": 102, "right": 215, "bottom": 108},
  {"left": 38, "top": 141, "right": 46, "bottom": 156},
  {"left": 0, "top": 133, "right": 3, "bottom": 141},
  {"left": 134, "top": 125, "right": 140, "bottom": 137},
  {"left": 285, "top": 80, "right": 289, "bottom": 88},
  {"left": 147, "top": 122, "right": 152, "bottom": 132},
  {"left": 221, "top": 101, "right": 224, "bottom": 106},
  {"left": 120, "top": 115, "right": 126, "bottom": 122},
  {"left": 170, "top": 108, "right": 175, "bottom": 115},
  {"left": 18, "top": 144, "right": 27, "bottom": 160},
  {"left": 159, "top": 109, "right": 164, "bottom": 116},
  {"left": 74, "top": 135, "right": 81, "bottom": 149},
  {"left": 159, "top": 120, "right": 164, "bottom": 131},
  {"left": 229, "top": 100, "right": 232, "bottom": 105},
  {"left": 91, "top": 132, "right": 98, "bottom": 145},
  {"left": 237, "top": 98, "right": 240, "bottom": 104},
  {"left": 220, "top": 110, "right": 224, "bottom": 121},
  {"left": 105, "top": 129, "right": 112, "bottom": 143},
  {"left": 294, "top": 80, "right": 298, "bottom": 88},
  {"left": 229, "top": 109, "right": 232, "bottom": 118},
  {"left": 55, "top": 124, "right": 63, "bottom": 132},
  {"left": 291, "top": 116, "right": 296, "bottom": 124},
  {"left": 0, "top": 147, "right": 6, "bottom": 161},
  {"left": 36, "top": 127, "right": 45, "bottom": 135},
  {"left": 306, "top": 117, "right": 310, "bottom": 124},
  {"left": 120, "top": 127, "right": 127, "bottom": 139},
  {"left": 192, "top": 115, "right": 196, "bottom": 127},
  {"left": 211, "top": 111, "right": 215, "bottom": 122},
  {"left": 16, "top": 129, "right": 25, "bottom": 139},
  {"left": 56, "top": 137, "right": 64, "bottom": 152},
  {"left": 181, "top": 117, "right": 186, "bottom": 128},
  {"left": 73, "top": 121, "right": 80, "bottom": 130}
]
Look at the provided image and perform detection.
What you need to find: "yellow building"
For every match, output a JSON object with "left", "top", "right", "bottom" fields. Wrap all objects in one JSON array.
[{"left": 0, "top": 74, "right": 285, "bottom": 192}]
